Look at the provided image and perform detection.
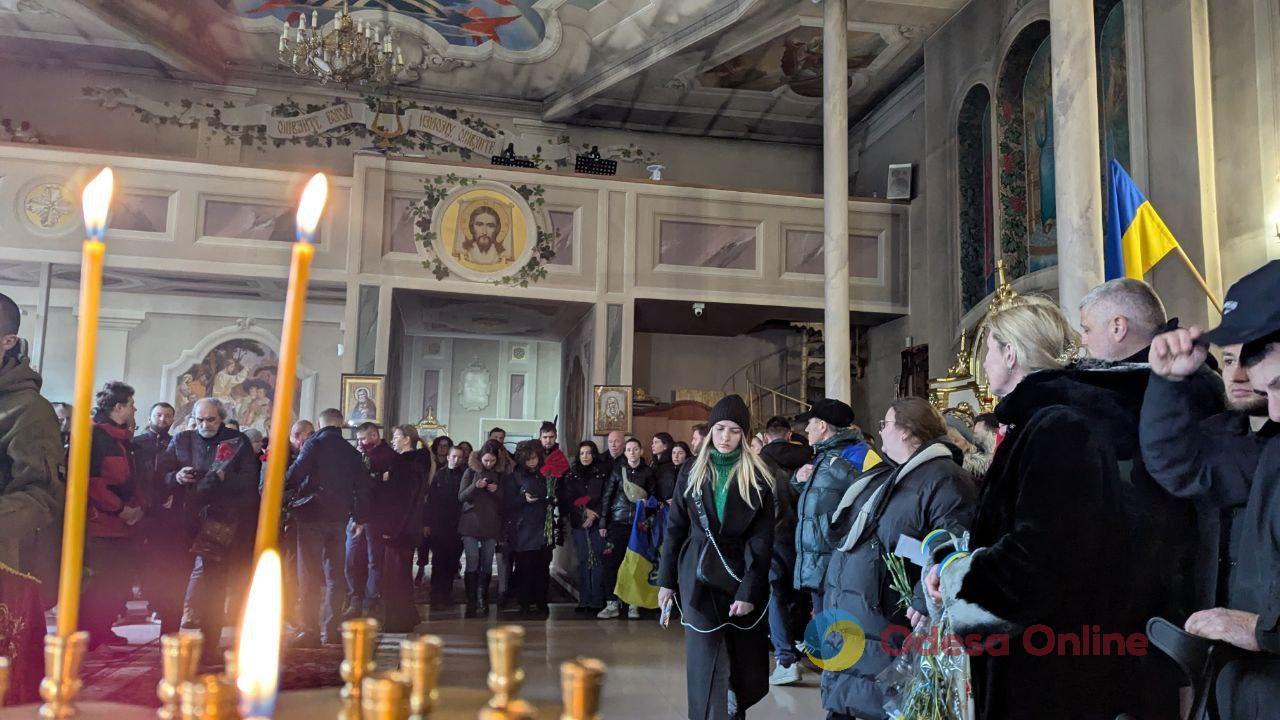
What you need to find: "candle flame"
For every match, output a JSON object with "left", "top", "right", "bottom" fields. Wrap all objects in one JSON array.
[
  {"left": 295, "top": 173, "right": 328, "bottom": 243},
  {"left": 237, "top": 550, "right": 282, "bottom": 718},
  {"left": 82, "top": 167, "right": 114, "bottom": 242}
]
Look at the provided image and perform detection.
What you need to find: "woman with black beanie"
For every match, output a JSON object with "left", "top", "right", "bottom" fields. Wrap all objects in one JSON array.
[{"left": 658, "top": 394, "right": 776, "bottom": 720}]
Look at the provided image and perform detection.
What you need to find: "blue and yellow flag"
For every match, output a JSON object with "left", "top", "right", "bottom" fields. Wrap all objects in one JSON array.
[
  {"left": 613, "top": 499, "right": 666, "bottom": 610},
  {"left": 1105, "top": 158, "right": 1179, "bottom": 280}
]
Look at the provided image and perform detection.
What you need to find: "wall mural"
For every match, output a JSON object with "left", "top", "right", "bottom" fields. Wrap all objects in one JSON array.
[
  {"left": 657, "top": 219, "right": 756, "bottom": 270},
  {"left": 174, "top": 338, "right": 280, "bottom": 431},
  {"left": 697, "top": 27, "right": 887, "bottom": 98},
  {"left": 1098, "top": 0, "right": 1130, "bottom": 217},
  {"left": 995, "top": 22, "right": 1051, "bottom": 279},
  {"left": 958, "top": 85, "right": 995, "bottom": 311},
  {"left": 82, "top": 87, "right": 659, "bottom": 170},
  {"left": 1023, "top": 39, "right": 1057, "bottom": 272}
]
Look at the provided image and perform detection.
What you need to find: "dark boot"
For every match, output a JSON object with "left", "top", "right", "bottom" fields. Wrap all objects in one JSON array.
[
  {"left": 479, "top": 573, "right": 492, "bottom": 617},
  {"left": 463, "top": 572, "right": 479, "bottom": 619}
]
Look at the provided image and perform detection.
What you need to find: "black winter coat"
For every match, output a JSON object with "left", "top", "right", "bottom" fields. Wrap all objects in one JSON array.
[
  {"left": 506, "top": 466, "right": 564, "bottom": 552},
  {"left": 941, "top": 363, "right": 1219, "bottom": 720},
  {"left": 601, "top": 461, "right": 654, "bottom": 530},
  {"left": 656, "top": 467, "right": 775, "bottom": 719},
  {"left": 158, "top": 426, "right": 261, "bottom": 538},
  {"left": 1141, "top": 374, "right": 1280, "bottom": 606},
  {"left": 564, "top": 460, "right": 609, "bottom": 529},
  {"left": 759, "top": 439, "right": 812, "bottom": 476},
  {"left": 425, "top": 464, "right": 465, "bottom": 539},
  {"left": 820, "top": 442, "right": 976, "bottom": 719},
  {"left": 368, "top": 449, "right": 431, "bottom": 547},
  {"left": 650, "top": 452, "right": 678, "bottom": 503},
  {"left": 458, "top": 451, "right": 513, "bottom": 540},
  {"left": 284, "top": 426, "right": 369, "bottom": 525}
]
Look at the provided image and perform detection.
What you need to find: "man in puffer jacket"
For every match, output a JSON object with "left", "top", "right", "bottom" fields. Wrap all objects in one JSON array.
[{"left": 793, "top": 399, "right": 880, "bottom": 603}]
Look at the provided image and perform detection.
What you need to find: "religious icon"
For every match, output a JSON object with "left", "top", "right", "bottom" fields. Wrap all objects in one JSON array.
[
  {"left": 593, "top": 385, "right": 632, "bottom": 435},
  {"left": 428, "top": 181, "right": 538, "bottom": 282},
  {"left": 341, "top": 374, "right": 386, "bottom": 427}
]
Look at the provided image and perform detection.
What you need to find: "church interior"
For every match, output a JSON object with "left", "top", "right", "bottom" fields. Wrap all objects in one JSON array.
[{"left": 0, "top": 0, "right": 1278, "bottom": 718}]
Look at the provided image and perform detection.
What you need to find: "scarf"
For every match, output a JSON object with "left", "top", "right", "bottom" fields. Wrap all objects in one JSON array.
[{"left": 710, "top": 447, "right": 741, "bottom": 520}]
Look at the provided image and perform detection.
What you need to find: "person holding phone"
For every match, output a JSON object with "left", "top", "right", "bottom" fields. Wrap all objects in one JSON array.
[{"left": 658, "top": 395, "right": 775, "bottom": 720}]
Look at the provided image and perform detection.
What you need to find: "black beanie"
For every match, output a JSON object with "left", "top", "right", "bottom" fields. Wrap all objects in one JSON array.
[{"left": 708, "top": 394, "right": 751, "bottom": 432}]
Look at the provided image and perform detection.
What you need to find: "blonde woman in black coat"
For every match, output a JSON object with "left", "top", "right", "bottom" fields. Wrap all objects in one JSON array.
[{"left": 658, "top": 395, "right": 776, "bottom": 720}]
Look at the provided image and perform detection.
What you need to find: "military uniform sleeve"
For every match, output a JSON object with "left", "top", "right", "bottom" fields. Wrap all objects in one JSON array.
[{"left": 0, "top": 396, "right": 63, "bottom": 546}]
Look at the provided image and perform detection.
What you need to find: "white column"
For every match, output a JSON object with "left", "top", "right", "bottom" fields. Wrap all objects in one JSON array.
[
  {"left": 823, "top": 0, "right": 851, "bottom": 403},
  {"left": 1049, "top": 0, "right": 1106, "bottom": 325},
  {"left": 72, "top": 307, "right": 146, "bottom": 384},
  {"left": 30, "top": 262, "right": 51, "bottom": 373}
]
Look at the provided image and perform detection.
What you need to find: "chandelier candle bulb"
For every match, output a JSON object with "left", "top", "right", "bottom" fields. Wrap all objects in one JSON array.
[
  {"left": 54, "top": 166, "right": 113, "bottom": 640},
  {"left": 253, "top": 172, "right": 326, "bottom": 557}
]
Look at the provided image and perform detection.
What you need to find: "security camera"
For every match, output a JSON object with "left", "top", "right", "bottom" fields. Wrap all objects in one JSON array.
[{"left": 692, "top": 302, "right": 706, "bottom": 318}]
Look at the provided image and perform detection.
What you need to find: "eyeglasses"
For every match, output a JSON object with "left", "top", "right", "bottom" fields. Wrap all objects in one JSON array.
[{"left": 878, "top": 420, "right": 896, "bottom": 430}]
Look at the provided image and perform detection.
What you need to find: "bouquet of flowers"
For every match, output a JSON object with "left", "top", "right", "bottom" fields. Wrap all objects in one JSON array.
[{"left": 878, "top": 537, "right": 974, "bottom": 720}]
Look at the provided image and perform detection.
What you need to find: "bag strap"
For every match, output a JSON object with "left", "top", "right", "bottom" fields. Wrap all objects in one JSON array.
[{"left": 691, "top": 488, "right": 742, "bottom": 584}]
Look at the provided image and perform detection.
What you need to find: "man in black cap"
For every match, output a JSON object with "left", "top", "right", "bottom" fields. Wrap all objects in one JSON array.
[
  {"left": 790, "top": 399, "right": 881, "bottom": 606},
  {"left": 1143, "top": 260, "right": 1280, "bottom": 717}
]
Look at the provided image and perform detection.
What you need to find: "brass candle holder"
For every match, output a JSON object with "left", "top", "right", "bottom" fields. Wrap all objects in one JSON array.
[
  {"left": 477, "top": 701, "right": 536, "bottom": 720},
  {"left": 559, "top": 659, "right": 605, "bottom": 720},
  {"left": 399, "top": 636, "right": 443, "bottom": 718},
  {"left": 39, "top": 631, "right": 88, "bottom": 720},
  {"left": 341, "top": 619, "right": 380, "bottom": 701},
  {"left": 158, "top": 631, "right": 204, "bottom": 720},
  {"left": 360, "top": 672, "right": 410, "bottom": 720},
  {"left": 0, "top": 655, "right": 10, "bottom": 707},
  {"left": 485, "top": 626, "right": 525, "bottom": 710},
  {"left": 222, "top": 649, "right": 238, "bottom": 680},
  {"left": 178, "top": 674, "right": 237, "bottom": 720}
]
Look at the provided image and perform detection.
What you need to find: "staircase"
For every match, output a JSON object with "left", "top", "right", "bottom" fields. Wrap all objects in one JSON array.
[{"left": 720, "top": 323, "right": 865, "bottom": 429}]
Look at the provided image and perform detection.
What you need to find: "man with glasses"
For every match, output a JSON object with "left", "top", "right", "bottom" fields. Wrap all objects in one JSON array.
[{"left": 158, "top": 397, "right": 259, "bottom": 669}]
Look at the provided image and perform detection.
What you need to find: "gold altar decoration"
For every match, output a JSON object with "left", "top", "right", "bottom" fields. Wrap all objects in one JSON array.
[
  {"left": 158, "top": 632, "right": 204, "bottom": 720},
  {"left": 416, "top": 410, "right": 448, "bottom": 441},
  {"left": 38, "top": 632, "right": 87, "bottom": 720},
  {"left": 179, "top": 675, "right": 237, "bottom": 720},
  {"left": 928, "top": 260, "right": 1025, "bottom": 413},
  {"left": 0, "top": 657, "right": 9, "bottom": 708},
  {"left": 341, "top": 619, "right": 381, "bottom": 701}
]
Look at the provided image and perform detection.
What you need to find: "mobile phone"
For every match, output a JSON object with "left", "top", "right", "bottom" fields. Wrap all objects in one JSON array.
[{"left": 659, "top": 599, "right": 673, "bottom": 627}]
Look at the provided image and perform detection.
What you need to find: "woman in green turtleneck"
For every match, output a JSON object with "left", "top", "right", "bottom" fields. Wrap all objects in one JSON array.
[{"left": 657, "top": 395, "right": 776, "bottom": 720}]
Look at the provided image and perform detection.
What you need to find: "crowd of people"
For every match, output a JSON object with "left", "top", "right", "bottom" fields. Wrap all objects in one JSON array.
[{"left": 0, "top": 259, "right": 1278, "bottom": 719}]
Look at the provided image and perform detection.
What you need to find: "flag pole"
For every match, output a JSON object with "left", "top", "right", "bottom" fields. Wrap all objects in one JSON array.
[{"left": 1172, "top": 245, "right": 1224, "bottom": 315}]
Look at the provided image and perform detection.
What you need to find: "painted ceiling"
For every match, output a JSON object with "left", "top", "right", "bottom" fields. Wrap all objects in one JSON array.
[{"left": 0, "top": 0, "right": 967, "bottom": 142}]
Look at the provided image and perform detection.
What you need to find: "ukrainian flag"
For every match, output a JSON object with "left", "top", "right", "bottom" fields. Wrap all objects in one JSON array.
[
  {"left": 613, "top": 499, "right": 666, "bottom": 610},
  {"left": 1105, "top": 158, "right": 1180, "bottom": 280}
]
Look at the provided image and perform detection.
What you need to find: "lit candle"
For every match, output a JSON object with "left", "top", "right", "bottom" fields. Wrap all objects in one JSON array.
[
  {"left": 253, "top": 173, "right": 327, "bottom": 557},
  {"left": 236, "top": 549, "right": 283, "bottom": 720},
  {"left": 55, "top": 167, "right": 113, "bottom": 638}
]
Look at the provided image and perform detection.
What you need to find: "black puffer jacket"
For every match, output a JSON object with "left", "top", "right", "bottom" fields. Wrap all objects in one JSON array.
[
  {"left": 601, "top": 461, "right": 654, "bottom": 530},
  {"left": 820, "top": 441, "right": 976, "bottom": 719},
  {"left": 650, "top": 451, "right": 677, "bottom": 503}
]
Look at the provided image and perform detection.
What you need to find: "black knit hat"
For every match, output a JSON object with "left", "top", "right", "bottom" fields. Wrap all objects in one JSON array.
[{"left": 708, "top": 394, "right": 751, "bottom": 432}]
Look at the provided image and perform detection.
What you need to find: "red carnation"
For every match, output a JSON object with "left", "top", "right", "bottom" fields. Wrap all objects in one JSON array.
[{"left": 216, "top": 441, "right": 236, "bottom": 463}]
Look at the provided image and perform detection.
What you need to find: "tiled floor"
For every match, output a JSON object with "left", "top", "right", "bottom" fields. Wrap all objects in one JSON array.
[{"left": 82, "top": 602, "right": 827, "bottom": 719}]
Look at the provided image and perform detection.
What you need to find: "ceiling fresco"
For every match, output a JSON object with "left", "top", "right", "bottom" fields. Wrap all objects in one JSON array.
[
  {"left": 0, "top": 0, "right": 967, "bottom": 142},
  {"left": 697, "top": 28, "right": 889, "bottom": 99}
]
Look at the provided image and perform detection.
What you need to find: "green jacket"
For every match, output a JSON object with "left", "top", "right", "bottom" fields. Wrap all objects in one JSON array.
[{"left": 0, "top": 357, "right": 65, "bottom": 573}]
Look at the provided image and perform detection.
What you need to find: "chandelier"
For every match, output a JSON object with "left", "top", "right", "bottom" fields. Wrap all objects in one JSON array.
[{"left": 278, "top": 0, "right": 406, "bottom": 87}]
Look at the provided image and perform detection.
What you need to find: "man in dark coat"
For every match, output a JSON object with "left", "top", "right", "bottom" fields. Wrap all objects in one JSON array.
[
  {"left": 158, "top": 397, "right": 259, "bottom": 667},
  {"left": 757, "top": 415, "right": 812, "bottom": 686},
  {"left": 133, "top": 401, "right": 186, "bottom": 634},
  {"left": 423, "top": 446, "right": 465, "bottom": 605},
  {"left": 286, "top": 408, "right": 369, "bottom": 646},
  {"left": 792, "top": 399, "right": 881, "bottom": 601},
  {"left": 1141, "top": 261, "right": 1280, "bottom": 717},
  {"left": 347, "top": 422, "right": 396, "bottom": 618}
]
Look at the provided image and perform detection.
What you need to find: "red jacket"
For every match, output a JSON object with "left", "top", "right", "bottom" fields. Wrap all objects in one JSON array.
[{"left": 88, "top": 419, "right": 141, "bottom": 538}]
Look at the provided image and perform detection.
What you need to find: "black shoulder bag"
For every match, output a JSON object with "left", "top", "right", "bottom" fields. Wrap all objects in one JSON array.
[{"left": 691, "top": 490, "right": 744, "bottom": 596}]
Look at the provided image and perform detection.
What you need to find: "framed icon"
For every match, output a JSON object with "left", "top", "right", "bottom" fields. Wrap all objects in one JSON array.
[
  {"left": 341, "top": 374, "right": 386, "bottom": 427},
  {"left": 593, "top": 385, "right": 633, "bottom": 435}
]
